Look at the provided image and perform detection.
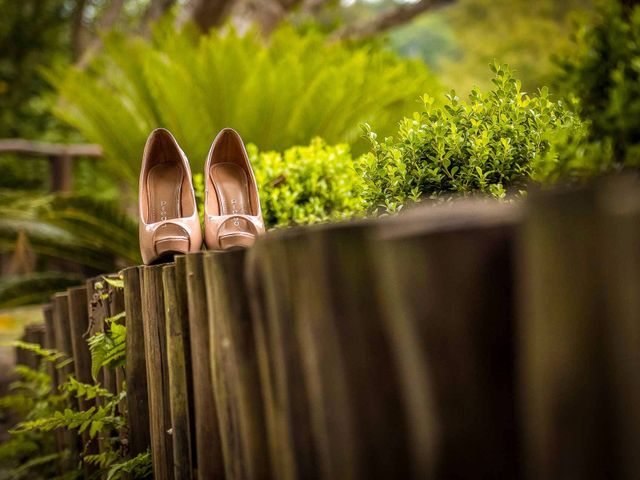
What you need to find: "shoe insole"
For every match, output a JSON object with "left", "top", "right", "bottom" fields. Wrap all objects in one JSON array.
[
  {"left": 148, "top": 163, "right": 183, "bottom": 223},
  {"left": 210, "top": 162, "right": 252, "bottom": 235}
]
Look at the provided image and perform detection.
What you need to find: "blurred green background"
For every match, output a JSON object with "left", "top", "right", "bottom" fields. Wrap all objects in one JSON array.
[{"left": 1, "top": 0, "right": 640, "bottom": 311}]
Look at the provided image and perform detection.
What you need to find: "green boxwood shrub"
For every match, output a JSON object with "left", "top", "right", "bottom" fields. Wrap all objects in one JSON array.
[
  {"left": 358, "top": 63, "right": 585, "bottom": 212},
  {"left": 554, "top": 0, "right": 640, "bottom": 166},
  {"left": 48, "top": 23, "right": 439, "bottom": 189},
  {"left": 251, "top": 138, "right": 364, "bottom": 227}
]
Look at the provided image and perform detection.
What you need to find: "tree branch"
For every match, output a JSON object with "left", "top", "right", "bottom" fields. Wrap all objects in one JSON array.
[
  {"left": 301, "top": 0, "right": 335, "bottom": 14},
  {"left": 330, "top": 0, "right": 455, "bottom": 41},
  {"left": 139, "top": 0, "right": 177, "bottom": 36},
  {"left": 142, "top": 0, "right": 177, "bottom": 26},
  {"left": 76, "top": 0, "right": 126, "bottom": 68},
  {"left": 229, "top": 0, "right": 304, "bottom": 35},
  {"left": 175, "top": 0, "right": 237, "bottom": 33},
  {"left": 70, "top": 0, "right": 89, "bottom": 59},
  {"left": 96, "top": 0, "right": 126, "bottom": 30}
]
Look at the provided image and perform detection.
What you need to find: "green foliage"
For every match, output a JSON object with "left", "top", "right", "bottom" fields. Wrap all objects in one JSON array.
[
  {"left": 438, "top": 0, "right": 595, "bottom": 94},
  {"left": 0, "top": 364, "right": 59, "bottom": 479},
  {"left": 102, "top": 276, "right": 125, "bottom": 289},
  {"left": 12, "top": 402, "right": 125, "bottom": 439},
  {"left": 62, "top": 376, "right": 115, "bottom": 402},
  {"left": 11, "top": 341, "right": 71, "bottom": 368},
  {"left": 0, "top": 272, "right": 84, "bottom": 308},
  {"left": 358, "top": 63, "right": 585, "bottom": 212},
  {"left": 105, "top": 451, "right": 153, "bottom": 480},
  {"left": 48, "top": 23, "right": 439, "bottom": 188},
  {"left": 0, "top": 191, "right": 140, "bottom": 277},
  {"left": 3, "top": 452, "right": 61, "bottom": 480},
  {"left": 554, "top": 0, "right": 640, "bottom": 166},
  {"left": 88, "top": 323, "right": 126, "bottom": 381},
  {"left": 0, "top": 0, "right": 71, "bottom": 138},
  {"left": 0, "top": 154, "right": 48, "bottom": 190},
  {"left": 1, "top": 282, "right": 142, "bottom": 478},
  {"left": 251, "top": 139, "right": 365, "bottom": 227},
  {"left": 87, "top": 275, "right": 126, "bottom": 380}
]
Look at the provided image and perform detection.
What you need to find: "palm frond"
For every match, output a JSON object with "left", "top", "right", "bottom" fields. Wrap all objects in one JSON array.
[
  {"left": 0, "top": 272, "right": 84, "bottom": 308},
  {"left": 0, "top": 192, "right": 140, "bottom": 272},
  {"left": 48, "top": 25, "right": 441, "bottom": 190}
]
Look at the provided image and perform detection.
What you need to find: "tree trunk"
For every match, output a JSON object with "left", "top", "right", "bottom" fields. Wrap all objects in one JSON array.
[
  {"left": 330, "top": 0, "right": 454, "bottom": 41},
  {"left": 176, "top": 0, "right": 237, "bottom": 32},
  {"left": 230, "top": 0, "right": 304, "bottom": 35},
  {"left": 140, "top": 0, "right": 177, "bottom": 34}
]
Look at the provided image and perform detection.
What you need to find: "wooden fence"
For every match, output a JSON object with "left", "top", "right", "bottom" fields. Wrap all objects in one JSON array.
[
  {"left": 15, "top": 174, "right": 640, "bottom": 479},
  {"left": 0, "top": 138, "right": 102, "bottom": 192}
]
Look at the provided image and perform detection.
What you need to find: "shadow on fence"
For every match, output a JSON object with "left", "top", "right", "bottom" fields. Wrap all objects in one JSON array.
[{"left": 16, "top": 174, "right": 640, "bottom": 479}]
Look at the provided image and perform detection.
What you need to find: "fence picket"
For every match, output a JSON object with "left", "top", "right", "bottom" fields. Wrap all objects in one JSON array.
[
  {"left": 122, "top": 266, "right": 151, "bottom": 459},
  {"left": 141, "top": 265, "right": 174, "bottom": 479},
  {"left": 204, "top": 249, "right": 270, "bottom": 480},
  {"left": 67, "top": 285, "right": 99, "bottom": 475},
  {"left": 163, "top": 264, "right": 194, "bottom": 480},
  {"left": 184, "top": 252, "right": 225, "bottom": 479},
  {"left": 377, "top": 202, "right": 520, "bottom": 478}
]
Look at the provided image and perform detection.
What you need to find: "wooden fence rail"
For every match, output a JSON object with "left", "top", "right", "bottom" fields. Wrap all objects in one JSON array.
[
  {"left": 0, "top": 138, "right": 101, "bottom": 192},
  {"left": 13, "top": 174, "right": 640, "bottom": 479}
]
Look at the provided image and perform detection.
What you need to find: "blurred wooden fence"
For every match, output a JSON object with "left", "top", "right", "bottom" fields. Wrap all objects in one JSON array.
[
  {"left": 16, "top": 175, "right": 640, "bottom": 479},
  {"left": 0, "top": 139, "right": 102, "bottom": 192}
]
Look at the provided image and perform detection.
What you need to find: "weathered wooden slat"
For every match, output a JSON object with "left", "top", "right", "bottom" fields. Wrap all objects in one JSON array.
[
  {"left": 67, "top": 287, "right": 92, "bottom": 402},
  {"left": 52, "top": 292, "right": 80, "bottom": 468},
  {"left": 15, "top": 333, "right": 28, "bottom": 368},
  {"left": 52, "top": 293, "right": 75, "bottom": 383},
  {"left": 163, "top": 264, "right": 194, "bottom": 480},
  {"left": 22, "top": 324, "right": 45, "bottom": 369},
  {"left": 141, "top": 265, "right": 174, "bottom": 479},
  {"left": 29, "top": 323, "right": 45, "bottom": 349},
  {"left": 122, "top": 266, "right": 151, "bottom": 459},
  {"left": 376, "top": 202, "right": 521, "bottom": 478},
  {"left": 518, "top": 186, "right": 608, "bottom": 479},
  {"left": 204, "top": 249, "right": 270, "bottom": 480},
  {"left": 296, "top": 221, "right": 416, "bottom": 479},
  {"left": 105, "top": 276, "right": 127, "bottom": 410},
  {"left": 42, "top": 305, "right": 57, "bottom": 388},
  {"left": 85, "top": 276, "right": 115, "bottom": 463},
  {"left": 599, "top": 176, "right": 640, "bottom": 479},
  {"left": 42, "top": 304, "right": 65, "bottom": 461},
  {"left": 246, "top": 231, "right": 318, "bottom": 480},
  {"left": 174, "top": 256, "right": 198, "bottom": 473},
  {"left": 183, "top": 252, "right": 224, "bottom": 479},
  {"left": 85, "top": 277, "right": 105, "bottom": 387},
  {"left": 0, "top": 139, "right": 102, "bottom": 157},
  {"left": 67, "top": 285, "right": 99, "bottom": 470},
  {"left": 94, "top": 277, "right": 119, "bottom": 395}
]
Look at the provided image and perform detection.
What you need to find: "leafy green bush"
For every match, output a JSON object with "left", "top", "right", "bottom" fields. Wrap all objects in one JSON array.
[
  {"left": 251, "top": 139, "right": 364, "bottom": 227},
  {"left": 48, "top": 23, "right": 439, "bottom": 189},
  {"left": 358, "top": 63, "right": 585, "bottom": 212},
  {"left": 554, "top": 0, "right": 640, "bottom": 166},
  {"left": 0, "top": 277, "right": 152, "bottom": 479}
]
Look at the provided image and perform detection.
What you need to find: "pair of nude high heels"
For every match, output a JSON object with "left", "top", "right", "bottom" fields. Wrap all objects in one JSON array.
[{"left": 139, "top": 128, "right": 264, "bottom": 265}]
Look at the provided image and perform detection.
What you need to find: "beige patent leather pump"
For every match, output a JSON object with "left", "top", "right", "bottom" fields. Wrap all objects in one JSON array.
[
  {"left": 139, "top": 128, "right": 202, "bottom": 264},
  {"left": 204, "top": 128, "right": 264, "bottom": 250}
]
